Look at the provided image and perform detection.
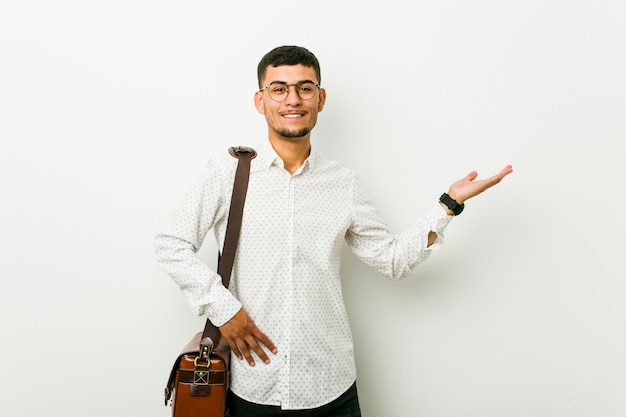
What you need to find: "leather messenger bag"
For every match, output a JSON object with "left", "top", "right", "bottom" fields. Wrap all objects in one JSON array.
[{"left": 163, "top": 146, "right": 255, "bottom": 417}]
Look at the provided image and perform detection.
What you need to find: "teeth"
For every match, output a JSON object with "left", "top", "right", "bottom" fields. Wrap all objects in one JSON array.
[{"left": 284, "top": 114, "right": 301, "bottom": 118}]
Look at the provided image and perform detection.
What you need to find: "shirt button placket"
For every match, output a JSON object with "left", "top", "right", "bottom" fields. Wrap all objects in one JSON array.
[{"left": 278, "top": 175, "right": 296, "bottom": 406}]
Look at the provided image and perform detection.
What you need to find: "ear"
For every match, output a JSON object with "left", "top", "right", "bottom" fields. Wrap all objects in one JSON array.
[
  {"left": 317, "top": 88, "right": 327, "bottom": 112},
  {"left": 254, "top": 90, "right": 265, "bottom": 114}
]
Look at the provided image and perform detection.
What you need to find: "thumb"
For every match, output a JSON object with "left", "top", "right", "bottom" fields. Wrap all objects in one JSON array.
[{"left": 464, "top": 171, "right": 478, "bottom": 182}]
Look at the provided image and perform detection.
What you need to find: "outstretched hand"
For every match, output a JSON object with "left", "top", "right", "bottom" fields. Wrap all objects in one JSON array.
[
  {"left": 219, "top": 308, "right": 277, "bottom": 367},
  {"left": 446, "top": 165, "right": 513, "bottom": 208}
]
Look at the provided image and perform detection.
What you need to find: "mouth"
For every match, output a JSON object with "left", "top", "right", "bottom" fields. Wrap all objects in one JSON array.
[{"left": 281, "top": 112, "right": 305, "bottom": 119}]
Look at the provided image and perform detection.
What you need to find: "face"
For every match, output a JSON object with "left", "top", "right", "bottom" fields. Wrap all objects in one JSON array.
[{"left": 254, "top": 64, "right": 326, "bottom": 142}]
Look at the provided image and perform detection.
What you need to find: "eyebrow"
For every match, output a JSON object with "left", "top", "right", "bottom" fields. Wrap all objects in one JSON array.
[{"left": 267, "top": 79, "right": 316, "bottom": 86}]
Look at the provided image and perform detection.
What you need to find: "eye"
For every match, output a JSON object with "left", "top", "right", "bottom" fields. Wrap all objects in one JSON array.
[
  {"left": 298, "top": 83, "right": 315, "bottom": 92},
  {"left": 270, "top": 86, "right": 287, "bottom": 94}
]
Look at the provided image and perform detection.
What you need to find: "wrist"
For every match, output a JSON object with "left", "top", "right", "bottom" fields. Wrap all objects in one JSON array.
[
  {"left": 447, "top": 192, "right": 463, "bottom": 206},
  {"left": 439, "top": 192, "right": 464, "bottom": 216},
  {"left": 439, "top": 202, "right": 454, "bottom": 216}
]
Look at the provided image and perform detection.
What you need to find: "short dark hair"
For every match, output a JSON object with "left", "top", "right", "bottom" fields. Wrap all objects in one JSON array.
[{"left": 257, "top": 45, "right": 321, "bottom": 88}]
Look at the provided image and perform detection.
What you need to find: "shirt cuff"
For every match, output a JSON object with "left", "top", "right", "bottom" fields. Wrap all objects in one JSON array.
[
  {"left": 425, "top": 203, "right": 454, "bottom": 249},
  {"left": 205, "top": 284, "right": 242, "bottom": 327}
]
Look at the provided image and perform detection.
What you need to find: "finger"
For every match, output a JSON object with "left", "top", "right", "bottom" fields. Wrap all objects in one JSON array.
[
  {"left": 493, "top": 165, "right": 513, "bottom": 180},
  {"left": 224, "top": 335, "right": 244, "bottom": 360},
  {"left": 253, "top": 328, "right": 277, "bottom": 355},
  {"left": 500, "top": 165, "right": 513, "bottom": 177},
  {"left": 237, "top": 339, "right": 256, "bottom": 366},
  {"left": 488, "top": 168, "right": 511, "bottom": 184},
  {"left": 481, "top": 166, "right": 511, "bottom": 187},
  {"left": 245, "top": 337, "right": 271, "bottom": 365}
]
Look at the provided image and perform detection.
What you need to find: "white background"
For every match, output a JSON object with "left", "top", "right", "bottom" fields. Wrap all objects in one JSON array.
[{"left": 1, "top": 1, "right": 625, "bottom": 416}]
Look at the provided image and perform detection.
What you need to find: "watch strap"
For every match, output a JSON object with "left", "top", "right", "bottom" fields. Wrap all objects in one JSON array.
[{"left": 439, "top": 192, "right": 464, "bottom": 215}]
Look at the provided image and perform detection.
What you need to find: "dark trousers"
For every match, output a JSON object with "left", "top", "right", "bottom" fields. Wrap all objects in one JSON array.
[{"left": 228, "top": 383, "right": 362, "bottom": 417}]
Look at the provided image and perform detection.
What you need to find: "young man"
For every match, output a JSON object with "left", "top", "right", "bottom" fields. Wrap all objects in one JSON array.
[{"left": 155, "top": 45, "right": 512, "bottom": 416}]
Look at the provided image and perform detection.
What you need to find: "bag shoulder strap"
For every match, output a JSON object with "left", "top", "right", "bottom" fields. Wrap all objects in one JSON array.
[
  {"left": 199, "top": 146, "right": 256, "bottom": 356},
  {"left": 216, "top": 146, "right": 256, "bottom": 287}
]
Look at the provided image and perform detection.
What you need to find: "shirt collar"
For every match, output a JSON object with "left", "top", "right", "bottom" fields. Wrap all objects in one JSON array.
[{"left": 253, "top": 141, "right": 318, "bottom": 174}]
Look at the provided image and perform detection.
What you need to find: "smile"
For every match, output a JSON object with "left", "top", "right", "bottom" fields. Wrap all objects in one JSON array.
[{"left": 282, "top": 113, "right": 304, "bottom": 119}]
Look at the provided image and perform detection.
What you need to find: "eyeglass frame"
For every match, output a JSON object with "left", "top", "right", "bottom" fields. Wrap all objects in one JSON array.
[{"left": 259, "top": 80, "right": 321, "bottom": 102}]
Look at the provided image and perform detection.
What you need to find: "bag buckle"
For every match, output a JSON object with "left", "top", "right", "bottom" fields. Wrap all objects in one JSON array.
[{"left": 193, "top": 369, "right": 210, "bottom": 385}]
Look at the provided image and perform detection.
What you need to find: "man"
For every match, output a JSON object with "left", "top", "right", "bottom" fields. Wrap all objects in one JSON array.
[{"left": 155, "top": 45, "right": 512, "bottom": 416}]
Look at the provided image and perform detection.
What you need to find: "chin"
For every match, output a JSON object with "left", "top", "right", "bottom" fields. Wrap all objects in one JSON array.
[{"left": 276, "top": 127, "right": 311, "bottom": 139}]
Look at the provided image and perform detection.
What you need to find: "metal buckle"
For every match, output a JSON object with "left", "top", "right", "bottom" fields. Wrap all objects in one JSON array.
[
  {"left": 193, "top": 369, "right": 210, "bottom": 385},
  {"left": 194, "top": 356, "right": 210, "bottom": 368}
]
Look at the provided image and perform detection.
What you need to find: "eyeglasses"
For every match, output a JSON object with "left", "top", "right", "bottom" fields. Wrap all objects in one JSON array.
[{"left": 259, "top": 81, "right": 320, "bottom": 102}]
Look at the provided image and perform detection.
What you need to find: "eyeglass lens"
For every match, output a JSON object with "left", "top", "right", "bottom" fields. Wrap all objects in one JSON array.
[{"left": 266, "top": 82, "right": 318, "bottom": 101}]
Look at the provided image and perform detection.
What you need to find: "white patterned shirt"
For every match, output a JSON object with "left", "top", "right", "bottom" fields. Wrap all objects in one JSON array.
[{"left": 154, "top": 143, "right": 453, "bottom": 409}]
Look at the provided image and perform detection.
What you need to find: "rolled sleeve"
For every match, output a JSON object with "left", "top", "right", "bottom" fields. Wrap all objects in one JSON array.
[
  {"left": 422, "top": 203, "right": 454, "bottom": 250},
  {"left": 154, "top": 156, "right": 242, "bottom": 326}
]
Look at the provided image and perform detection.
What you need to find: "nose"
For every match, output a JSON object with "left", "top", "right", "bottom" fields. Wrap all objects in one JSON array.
[{"left": 283, "top": 85, "right": 302, "bottom": 106}]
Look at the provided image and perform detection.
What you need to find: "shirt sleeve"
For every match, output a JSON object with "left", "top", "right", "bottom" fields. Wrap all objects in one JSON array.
[
  {"left": 154, "top": 160, "right": 242, "bottom": 326},
  {"left": 345, "top": 173, "right": 453, "bottom": 280}
]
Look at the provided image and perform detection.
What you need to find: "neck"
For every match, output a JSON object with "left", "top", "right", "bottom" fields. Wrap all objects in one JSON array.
[{"left": 268, "top": 136, "right": 311, "bottom": 175}]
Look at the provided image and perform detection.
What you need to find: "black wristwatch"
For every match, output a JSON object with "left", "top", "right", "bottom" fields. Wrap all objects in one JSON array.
[{"left": 439, "top": 193, "right": 464, "bottom": 216}]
